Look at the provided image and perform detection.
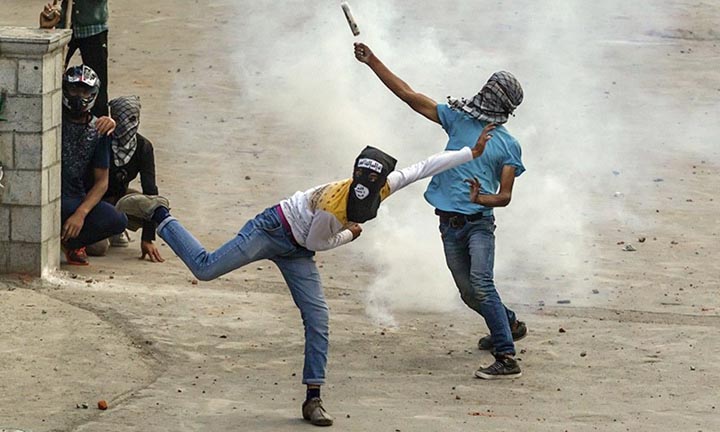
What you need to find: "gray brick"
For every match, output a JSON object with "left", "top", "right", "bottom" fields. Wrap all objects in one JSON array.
[
  {"left": 0, "top": 58, "right": 17, "bottom": 94},
  {"left": 54, "top": 51, "right": 64, "bottom": 90},
  {"left": 1, "top": 169, "right": 43, "bottom": 205},
  {"left": 42, "top": 198, "right": 60, "bottom": 242},
  {"left": 0, "top": 241, "right": 9, "bottom": 272},
  {"left": 14, "top": 129, "right": 58, "bottom": 170},
  {"left": 50, "top": 89, "right": 62, "bottom": 129},
  {"left": 0, "top": 95, "right": 42, "bottom": 133},
  {"left": 18, "top": 58, "right": 44, "bottom": 95},
  {"left": 42, "top": 235, "right": 60, "bottom": 274},
  {"left": 43, "top": 52, "right": 57, "bottom": 93},
  {"left": 11, "top": 205, "right": 42, "bottom": 243},
  {"left": 8, "top": 241, "right": 42, "bottom": 275},
  {"left": 14, "top": 132, "right": 42, "bottom": 169},
  {"left": 0, "top": 132, "right": 13, "bottom": 170},
  {"left": 0, "top": 205, "right": 9, "bottom": 240},
  {"left": 47, "top": 162, "right": 61, "bottom": 203}
]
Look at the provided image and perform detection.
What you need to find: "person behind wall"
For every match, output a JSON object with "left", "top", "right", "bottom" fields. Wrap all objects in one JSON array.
[
  {"left": 40, "top": 0, "right": 110, "bottom": 117},
  {"left": 85, "top": 96, "right": 165, "bottom": 263},
  {"left": 60, "top": 64, "right": 127, "bottom": 265}
]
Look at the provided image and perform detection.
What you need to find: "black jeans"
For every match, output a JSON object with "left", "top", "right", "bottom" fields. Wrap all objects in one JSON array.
[
  {"left": 65, "top": 31, "right": 109, "bottom": 117},
  {"left": 61, "top": 196, "right": 127, "bottom": 250}
]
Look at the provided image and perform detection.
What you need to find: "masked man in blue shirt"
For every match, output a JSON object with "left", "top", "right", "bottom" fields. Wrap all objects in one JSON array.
[{"left": 355, "top": 42, "right": 528, "bottom": 379}]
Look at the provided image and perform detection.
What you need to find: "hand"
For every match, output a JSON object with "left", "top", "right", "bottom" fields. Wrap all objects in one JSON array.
[
  {"left": 62, "top": 212, "right": 86, "bottom": 241},
  {"left": 353, "top": 42, "right": 374, "bottom": 64},
  {"left": 95, "top": 116, "right": 116, "bottom": 136},
  {"left": 471, "top": 123, "right": 496, "bottom": 158},
  {"left": 463, "top": 177, "right": 483, "bottom": 204},
  {"left": 348, "top": 223, "right": 363, "bottom": 240},
  {"left": 39, "top": 0, "right": 61, "bottom": 28},
  {"left": 140, "top": 240, "right": 165, "bottom": 263}
]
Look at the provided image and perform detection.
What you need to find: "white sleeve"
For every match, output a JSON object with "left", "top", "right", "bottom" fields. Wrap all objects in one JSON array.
[
  {"left": 386, "top": 147, "right": 473, "bottom": 194},
  {"left": 304, "top": 211, "right": 355, "bottom": 251}
]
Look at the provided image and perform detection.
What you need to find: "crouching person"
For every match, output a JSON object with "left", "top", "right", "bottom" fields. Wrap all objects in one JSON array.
[
  {"left": 61, "top": 65, "right": 127, "bottom": 265},
  {"left": 85, "top": 96, "right": 164, "bottom": 262}
]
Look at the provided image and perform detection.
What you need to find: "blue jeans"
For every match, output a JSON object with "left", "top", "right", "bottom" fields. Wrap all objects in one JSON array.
[
  {"left": 439, "top": 215, "right": 517, "bottom": 356},
  {"left": 61, "top": 196, "right": 128, "bottom": 249},
  {"left": 157, "top": 206, "right": 329, "bottom": 385}
]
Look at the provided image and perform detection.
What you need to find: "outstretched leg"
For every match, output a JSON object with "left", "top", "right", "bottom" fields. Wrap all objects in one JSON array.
[{"left": 117, "top": 194, "right": 295, "bottom": 281}]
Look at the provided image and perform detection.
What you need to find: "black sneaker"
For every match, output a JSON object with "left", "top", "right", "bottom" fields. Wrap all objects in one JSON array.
[
  {"left": 474, "top": 357, "right": 522, "bottom": 380},
  {"left": 477, "top": 320, "right": 527, "bottom": 351}
]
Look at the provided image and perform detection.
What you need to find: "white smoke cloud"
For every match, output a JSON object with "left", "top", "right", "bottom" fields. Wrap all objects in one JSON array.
[{"left": 228, "top": 1, "right": 717, "bottom": 325}]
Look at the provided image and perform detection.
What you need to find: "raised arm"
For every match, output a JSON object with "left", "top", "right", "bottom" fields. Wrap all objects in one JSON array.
[
  {"left": 386, "top": 124, "right": 496, "bottom": 194},
  {"left": 354, "top": 43, "right": 440, "bottom": 124}
]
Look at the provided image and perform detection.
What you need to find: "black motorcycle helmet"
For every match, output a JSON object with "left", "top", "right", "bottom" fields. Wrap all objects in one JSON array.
[{"left": 62, "top": 65, "right": 100, "bottom": 115}]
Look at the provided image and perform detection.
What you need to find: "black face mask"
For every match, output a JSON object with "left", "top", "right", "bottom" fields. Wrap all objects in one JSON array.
[{"left": 347, "top": 146, "right": 397, "bottom": 223}]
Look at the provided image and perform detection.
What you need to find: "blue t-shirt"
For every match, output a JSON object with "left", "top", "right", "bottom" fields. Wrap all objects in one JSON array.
[
  {"left": 61, "top": 118, "right": 110, "bottom": 198},
  {"left": 424, "top": 104, "right": 525, "bottom": 214}
]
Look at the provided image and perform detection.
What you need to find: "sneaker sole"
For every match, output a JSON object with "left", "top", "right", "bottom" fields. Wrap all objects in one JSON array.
[
  {"left": 474, "top": 370, "right": 522, "bottom": 380},
  {"left": 116, "top": 194, "right": 169, "bottom": 220}
]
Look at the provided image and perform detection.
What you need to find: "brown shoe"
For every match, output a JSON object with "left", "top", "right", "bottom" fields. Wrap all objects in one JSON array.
[{"left": 302, "top": 397, "right": 334, "bottom": 426}]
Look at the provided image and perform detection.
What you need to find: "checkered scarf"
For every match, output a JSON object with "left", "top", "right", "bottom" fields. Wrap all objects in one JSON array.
[
  {"left": 447, "top": 71, "right": 523, "bottom": 124},
  {"left": 109, "top": 96, "right": 141, "bottom": 167}
]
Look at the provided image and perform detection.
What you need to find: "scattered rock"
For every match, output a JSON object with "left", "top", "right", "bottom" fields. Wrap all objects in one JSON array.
[
  {"left": 638, "top": 236, "right": 646, "bottom": 243},
  {"left": 191, "top": 279, "right": 198, "bottom": 285},
  {"left": 559, "top": 327, "right": 567, "bottom": 333},
  {"left": 690, "top": 366, "right": 696, "bottom": 371},
  {"left": 592, "top": 289, "right": 600, "bottom": 294},
  {"left": 76, "top": 402, "right": 89, "bottom": 409},
  {"left": 97, "top": 400, "right": 108, "bottom": 410},
  {"left": 557, "top": 299, "right": 571, "bottom": 304},
  {"left": 653, "top": 178, "right": 664, "bottom": 182},
  {"left": 623, "top": 244, "right": 636, "bottom": 252},
  {"left": 580, "top": 351, "right": 587, "bottom": 357}
]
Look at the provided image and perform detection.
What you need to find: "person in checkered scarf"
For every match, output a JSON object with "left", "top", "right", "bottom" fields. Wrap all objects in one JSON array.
[
  {"left": 355, "top": 42, "right": 528, "bottom": 380},
  {"left": 85, "top": 96, "right": 165, "bottom": 263}
]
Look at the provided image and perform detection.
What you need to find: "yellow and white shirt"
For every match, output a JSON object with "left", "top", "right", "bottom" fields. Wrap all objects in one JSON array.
[{"left": 279, "top": 148, "right": 473, "bottom": 251}]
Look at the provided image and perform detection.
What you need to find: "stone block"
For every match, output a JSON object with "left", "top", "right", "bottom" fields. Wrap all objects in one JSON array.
[
  {"left": 0, "top": 169, "right": 43, "bottom": 205},
  {"left": 0, "top": 205, "right": 9, "bottom": 240},
  {"left": 0, "top": 241, "right": 9, "bottom": 272},
  {"left": 0, "top": 27, "right": 73, "bottom": 58},
  {"left": 0, "top": 132, "right": 13, "bottom": 169},
  {"left": 14, "top": 132, "right": 42, "bottom": 169},
  {"left": 50, "top": 89, "right": 62, "bottom": 128},
  {"left": 18, "top": 58, "right": 44, "bottom": 94},
  {"left": 0, "top": 95, "right": 42, "bottom": 133},
  {"left": 43, "top": 52, "right": 57, "bottom": 93},
  {"left": 54, "top": 51, "right": 64, "bottom": 90},
  {"left": 42, "top": 235, "right": 60, "bottom": 273},
  {"left": 10, "top": 205, "right": 42, "bottom": 243},
  {"left": 0, "top": 58, "right": 17, "bottom": 94},
  {"left": 14, "top": 128, "right": 58, "bottom": 169},
  {"left": 8, "top": 241, "right": 42, "bottom": 275},
  {"left": 42, "top": 199, "right": 60, "bottom": 242},
  {"left": 47, "top": 162, "right": 61, "bottom": 203}
]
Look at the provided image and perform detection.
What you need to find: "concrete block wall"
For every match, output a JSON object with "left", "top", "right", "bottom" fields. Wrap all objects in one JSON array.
[{"left": 0, "top": 27, "right": 71, "bottom": 275}]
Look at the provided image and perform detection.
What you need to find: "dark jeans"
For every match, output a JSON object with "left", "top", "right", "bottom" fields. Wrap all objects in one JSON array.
[
  {"left": 439, "top": 215, "right": 517, "bottom": 356},
  {"left": 61, "top": 196, "right": 127, "bottom": 250},
  {"left": 65, "top": 31, "right": 109, "bottom": 117}
]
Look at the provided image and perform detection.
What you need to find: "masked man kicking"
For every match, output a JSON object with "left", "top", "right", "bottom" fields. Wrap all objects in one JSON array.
[{"left": 116, "top": 126, "right": 494, "bottom": 427}]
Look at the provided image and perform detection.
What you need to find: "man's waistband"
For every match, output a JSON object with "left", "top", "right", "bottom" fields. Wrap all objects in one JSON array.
[
  {"left": 275, "top": 204, "right": 299, "bottom": 246},
  {"left": 435, "top": 209, "right": 493, "bottom": 228}
]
